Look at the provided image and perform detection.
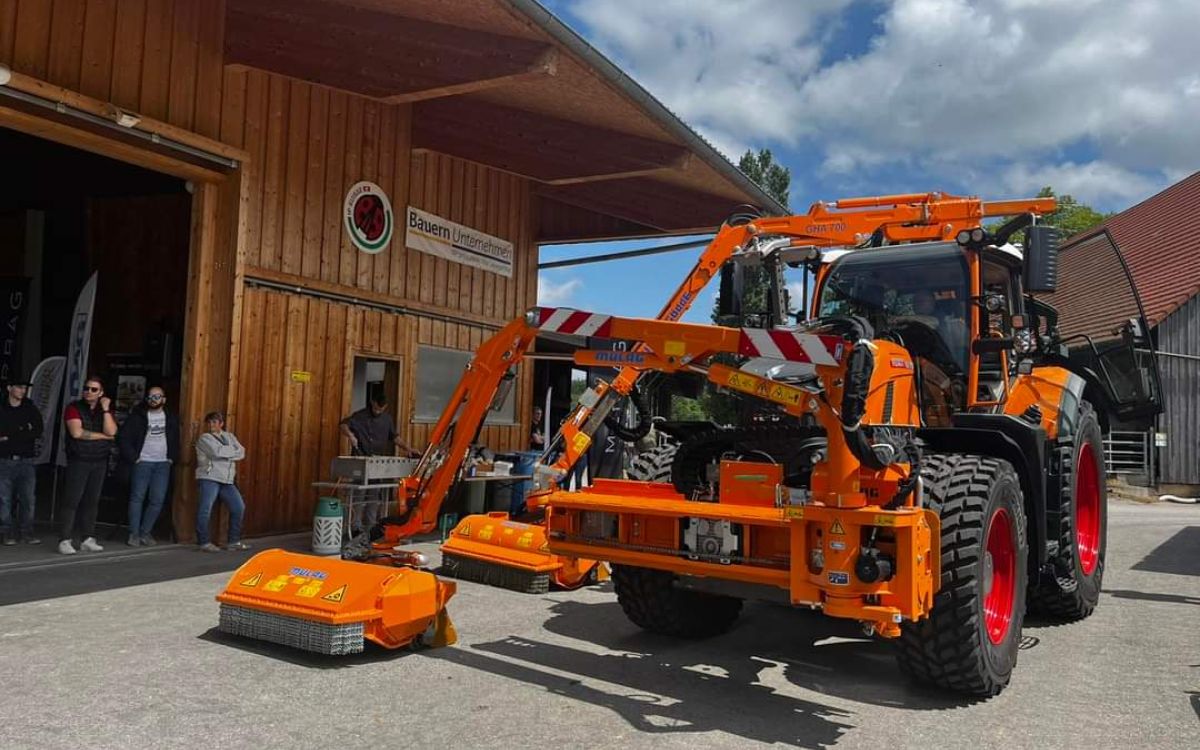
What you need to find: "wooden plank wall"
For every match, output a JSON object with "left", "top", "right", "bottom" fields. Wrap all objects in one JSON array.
[
  {"left": 226, "top": 69, "right": 538, "bottom": 534},
  {"left": 1, "top": 5, "right": 540, "bottom": 536},
  {"left": 0, "top": 0, "right": 225, "bottom": 140}
]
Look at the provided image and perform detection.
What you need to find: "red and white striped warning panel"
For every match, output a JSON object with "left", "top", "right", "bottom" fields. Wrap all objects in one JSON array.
[
  {"left": 534, "top": 307, "right": 614, "bottom": 338},
  {"left": 738, "top": 328, "right": 844, "bottom": 365}
]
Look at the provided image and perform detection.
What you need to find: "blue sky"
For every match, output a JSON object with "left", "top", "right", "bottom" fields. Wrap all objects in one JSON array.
[{"left": 535, "top": 0, "right": 1200, "bottom": 321}]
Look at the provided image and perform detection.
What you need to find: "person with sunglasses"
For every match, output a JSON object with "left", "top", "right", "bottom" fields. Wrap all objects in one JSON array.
[
  {"left": 117, "top": 386, "right": 180, "bottom": 546},
  {"left": 59, "top": 376, "right": 117, "bottom": 555}
]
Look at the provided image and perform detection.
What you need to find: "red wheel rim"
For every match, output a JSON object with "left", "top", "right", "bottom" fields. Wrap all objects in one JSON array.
[
  {"left": 984, "top": 507, "right": 1016, "bottom": 645},
  {"left": 1075, "top": 441, "right": 1101, "bottom": 575}
]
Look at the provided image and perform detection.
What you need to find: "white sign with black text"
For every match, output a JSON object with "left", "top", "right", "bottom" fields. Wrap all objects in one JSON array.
[{"left": 405, "top": 206, "right": 513, "bottom": 278}]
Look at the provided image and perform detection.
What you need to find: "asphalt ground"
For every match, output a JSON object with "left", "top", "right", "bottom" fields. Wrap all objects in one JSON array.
[{"left": 0, "top": 499, "right": 1196, "bottom": 749}]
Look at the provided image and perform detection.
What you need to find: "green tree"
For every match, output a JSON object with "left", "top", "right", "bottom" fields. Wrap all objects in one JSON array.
[
  {"left": 1034, "top": 186, "right": 1111, "bottom": 238},
  {"left": 739, "top": 148, "right": 791, "bottom": 210}
]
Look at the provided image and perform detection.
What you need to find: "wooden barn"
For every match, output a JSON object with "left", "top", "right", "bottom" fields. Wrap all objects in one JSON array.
[{"left": 0, "top": 0, "right": 778, "bottom": 539}]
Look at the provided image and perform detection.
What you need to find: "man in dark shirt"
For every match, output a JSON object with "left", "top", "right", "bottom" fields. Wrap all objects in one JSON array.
[
  {"left": 0, "top": 376, "right": 44, "bottom": 545},
  {"left": 339, "top": 394, "right": 419, "bottom": 458},
  {"left": 338, "top": 394, "right": 419, "bottom": 534}
]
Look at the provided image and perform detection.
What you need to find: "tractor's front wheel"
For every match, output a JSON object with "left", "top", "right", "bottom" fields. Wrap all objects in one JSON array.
[
  {"left": 896, "top": 453, "right": 1028, "bottom": 696},
  {"left": 611, "top": 564, "right": 742, "bottom": 638}
]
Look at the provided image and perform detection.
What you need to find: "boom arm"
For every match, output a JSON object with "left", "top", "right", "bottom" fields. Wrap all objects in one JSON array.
[{"left": 376, "top": 192, "right": 1058, "bottom": 542}]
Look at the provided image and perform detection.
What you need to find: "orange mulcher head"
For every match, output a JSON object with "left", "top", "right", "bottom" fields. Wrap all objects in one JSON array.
[
  {"left": 438, "top": 512, "right": 606, "bottom": 594},
  {"left": 216, "top": 549, "right": 456, "bottom": 656}
]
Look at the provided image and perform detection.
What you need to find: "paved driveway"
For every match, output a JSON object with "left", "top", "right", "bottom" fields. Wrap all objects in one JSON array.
[{"left": 0, "top": 500, "right": 1196, "bottom": 749}]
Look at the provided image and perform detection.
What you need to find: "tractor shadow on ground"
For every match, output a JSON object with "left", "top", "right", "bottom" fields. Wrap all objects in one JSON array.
[
  {"left": 1103, "top": 589, "right": 1200, "bottom": 607},
  {"left": 1131, "top": 526, "right": 1200, "bottom": 577},
  {"left": 197, "top": 627, "right": 410, "bottom": 669},
  {"left": 429, "top": 598, "right": 980, "bottom": 748}
]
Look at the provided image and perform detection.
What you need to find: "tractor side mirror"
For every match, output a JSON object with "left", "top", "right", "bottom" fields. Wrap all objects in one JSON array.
[
  {"left": 717, "top": 263, "right": 745, "bottom": 321},
  {"left": 1024, "top": 225, "right": 1060, "bottom": 293}
]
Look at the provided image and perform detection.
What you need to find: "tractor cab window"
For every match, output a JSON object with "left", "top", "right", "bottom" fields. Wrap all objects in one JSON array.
[{"left": 817, "top": 243, "right": 971, "bottom": 376}]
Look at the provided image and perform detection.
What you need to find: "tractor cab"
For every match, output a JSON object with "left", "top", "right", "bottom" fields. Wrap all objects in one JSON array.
[{"left": 809, "top": 227, "right": 1163, "bottom": 429}]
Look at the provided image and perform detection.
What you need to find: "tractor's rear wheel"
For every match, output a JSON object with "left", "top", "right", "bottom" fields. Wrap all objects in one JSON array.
[
  {"left": 896, "top": 453, "right": 1028, "bottom": 696},
  {"left": 1029, "top": 401, "right": 1107, "bottom": 620},
  {"left": 627, "top": 441, "right": 678, "bottom": 483},
  {"left": 611, "top": 564, "right": 742, "bottom": 638}
]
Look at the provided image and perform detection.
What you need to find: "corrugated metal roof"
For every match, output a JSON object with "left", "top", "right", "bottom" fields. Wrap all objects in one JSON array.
[{"left": 1060, "top": 170, "right": 1200, "bottom": 328}]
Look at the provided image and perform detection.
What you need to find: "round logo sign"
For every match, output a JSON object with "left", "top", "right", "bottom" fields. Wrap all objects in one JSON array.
[{"left": 343, "top": 181, "right": 393, "bottom": 254}]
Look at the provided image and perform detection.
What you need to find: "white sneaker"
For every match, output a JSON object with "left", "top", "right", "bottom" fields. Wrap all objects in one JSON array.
[
  {"left": 79, "top": 537, "right": 104, "bottom": 552},
  {"left": 58, "top": 540, "right": 78, "bottom": 555}
]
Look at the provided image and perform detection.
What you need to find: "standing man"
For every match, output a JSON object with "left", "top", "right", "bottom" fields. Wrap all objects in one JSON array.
[
  {"left": 339, "top": 394, "right": 419, "bottom": 533},
  {"left": 530, "top": 406, "right": 545, "bottom": 451},
  {"left": 0, "top": 376, "right": 43, "bottom": 545},
  {"left": 118, "top": 386, "right": 180, "bottom": 546},
  {"left": 59, "top": 375, "right": 117, "bottom": 555}
]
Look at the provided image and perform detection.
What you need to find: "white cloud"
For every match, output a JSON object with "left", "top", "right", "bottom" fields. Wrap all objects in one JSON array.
[
  {"left": 999, "top": 161, "right": 1162, "bottom": 207},
  {"left": 537, "top": 274, "right": 582, "bottom": 305},
  {"left": 567, "top": 0, "right": 1200, "bottom": 209},
  {"left": 570, "top": 0, "right": 852, "bottom": 157}
]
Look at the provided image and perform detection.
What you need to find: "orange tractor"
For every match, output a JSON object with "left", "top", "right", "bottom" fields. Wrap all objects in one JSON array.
[{"left": 216, "top": 192, "right": 1161, "bottom": 696}]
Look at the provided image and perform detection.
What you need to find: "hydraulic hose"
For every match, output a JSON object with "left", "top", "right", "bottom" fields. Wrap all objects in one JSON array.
[{"left": 604, "top": 384, "right": 653, "bottom": 442}]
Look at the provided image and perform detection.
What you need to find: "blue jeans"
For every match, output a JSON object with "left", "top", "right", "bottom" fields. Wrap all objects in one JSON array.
[
  {"left": 128, "top": 461, "right": 171, "bottom": 538},
  {"left": 196, "top": 479, "right": 245, "bottom": 546},
  {"left": 0, "top": 458, "right": 37, "bottom": 538}
]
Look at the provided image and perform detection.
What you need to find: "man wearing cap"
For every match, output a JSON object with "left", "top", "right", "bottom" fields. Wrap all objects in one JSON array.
[{"left": 0, "top": 375, "right": 44, "bottom": 545}]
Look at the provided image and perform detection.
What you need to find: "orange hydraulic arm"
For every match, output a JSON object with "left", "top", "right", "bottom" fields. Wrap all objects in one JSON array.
[
  {"left": 384, "top": 315, "right": 540, "bottom": 540},
  {"left": 380, "top": 192, "right": 1057, "bottom": 540},
  {"left": 539, "top": 192, "right": 1057, "bottom": 480}
]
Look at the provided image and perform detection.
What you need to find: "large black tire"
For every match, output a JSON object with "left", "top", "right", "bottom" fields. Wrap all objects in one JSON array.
[
  {"left": 611, "top": 564, "right": 743, "bottom": 638},
  {"left": 1029, "top": 401, "right": 1107, "bottom": 620},
  {"left": 627, "top": 441, "right": 677, "bottom": 483},
  {"left": 897, "top": 454, "right": 1029, "bottom": 696}
]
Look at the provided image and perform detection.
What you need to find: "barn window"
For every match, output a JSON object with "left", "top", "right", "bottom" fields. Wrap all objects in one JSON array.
[{"left": 413, "top": 345, "right": 516, "bottom": 425}]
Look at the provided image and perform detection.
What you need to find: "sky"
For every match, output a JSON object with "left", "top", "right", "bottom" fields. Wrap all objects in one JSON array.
[{"left": 534, "top": 0, "right": 1200, "bottom": 322}]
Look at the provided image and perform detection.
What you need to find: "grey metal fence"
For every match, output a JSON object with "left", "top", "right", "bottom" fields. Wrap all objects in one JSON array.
[{"left": 1104, "top": 431, "right": 1149, "bottom": 476}]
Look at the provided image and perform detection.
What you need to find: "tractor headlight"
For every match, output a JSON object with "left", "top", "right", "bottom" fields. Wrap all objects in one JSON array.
[{"left": 1013, "top": 328, "right": 1037, "bottom": 355}]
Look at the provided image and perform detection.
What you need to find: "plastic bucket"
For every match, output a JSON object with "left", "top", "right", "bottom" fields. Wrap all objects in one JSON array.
[{"left": 508, "top": 450, "right": 542, "bottom": 515}]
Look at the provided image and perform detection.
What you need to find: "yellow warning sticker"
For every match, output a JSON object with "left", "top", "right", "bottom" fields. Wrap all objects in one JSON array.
[
  {"left": 518, "top": 532, "right": 534, "bottom": 548},
  {"left": 264, "top": 574, "right": 290, "bottom": 593},
  {"left": 873, "top": 514, "right": 897, "bottom": 526},
  {"left": 664, "top": 340, "right": 685, "bottom": 356},
  {"left": 769, "top": 384, "right": 803, "bottom": 406},
  {"left": 538, "top": 542, "right": 550, "bottom": 553},
  {"left": 457, "top": 523, "right": 471, "bottom": 537},
  {"left": 478, "top": 525, "right": 494, "bottom": 541},
  {"left": 784, "top": 506, "right": 804, "bottom": 519},
  {"left": 830, "top": 518, "right": 846, "bottom": 535},
  {"left": 572, "top": 432, "right": 591, "bottom": 454},
  {"left": 296, "top": 582, "right": 323, "bottom": 598},
  {"left": 240, "top": 572, "right": 262, "bottom": 588},
  {"left": 321, "top": 584, "right": 348, "bottom": 603}
]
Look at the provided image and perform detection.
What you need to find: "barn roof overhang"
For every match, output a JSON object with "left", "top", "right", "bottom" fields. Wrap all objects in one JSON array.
[{"left": 224, "top": 0, "right": 783, "bottom": 243}]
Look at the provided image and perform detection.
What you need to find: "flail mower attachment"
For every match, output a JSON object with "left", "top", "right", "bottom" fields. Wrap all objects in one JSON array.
[
  {"left": 439, "top": 512, "right": 605, "bottom": 594},
  {"left": 215, "top": 549, "right": 456, "bottom": 656}
]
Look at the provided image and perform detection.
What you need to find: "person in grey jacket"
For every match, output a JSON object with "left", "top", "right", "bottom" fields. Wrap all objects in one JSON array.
[{"left": 195, "top": 411, "right": 249, "bottom": 552}]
